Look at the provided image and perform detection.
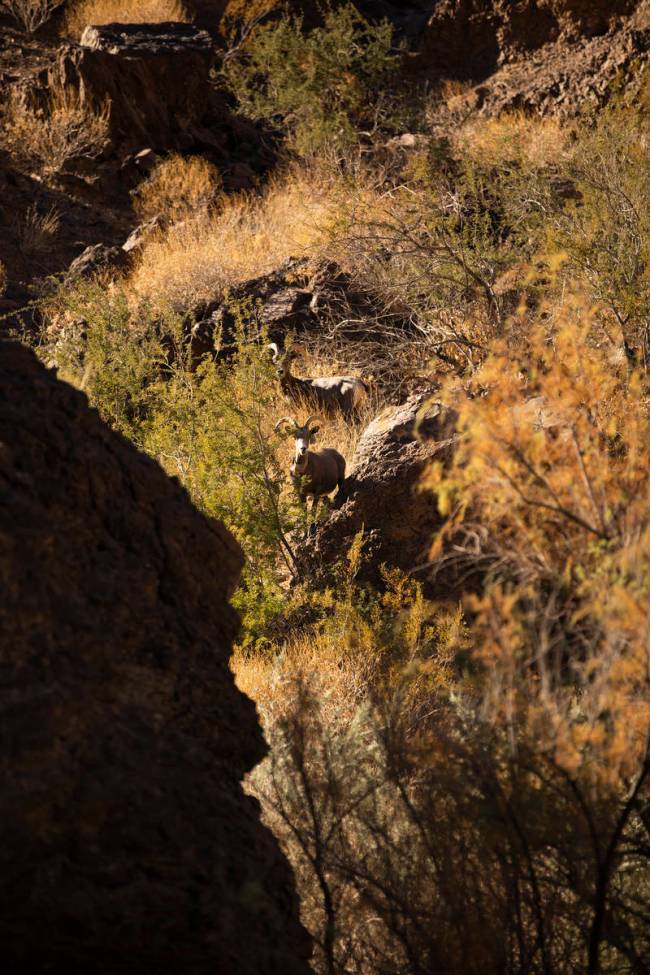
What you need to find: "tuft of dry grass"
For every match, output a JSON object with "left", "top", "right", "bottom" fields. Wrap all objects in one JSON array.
[
  {"left": 18, "top": 203, "right": 61, "bottom": 256},
  {"left": 233, "top": 634, "right": 375, "bottom": 723},
  {"left": 454, "top": 111, "right": 573, "bottom": 169},
  {"left": 133, "top": 153, "right": 223, "bottom": 223},
  {"left": 65, "top": 0, "right": 191, "bottom": 37},
  {"left": 2, "top": 0, "right": 63, "bottom": 33},
  {"left": 0, "top": 83, "right": 110, "bottom": 177},
  {"left": 128, "top": 167, "right": 338, "bottom": 310},
  {"left": 0, "top": 261, "right": 7, "bottom": 296}
]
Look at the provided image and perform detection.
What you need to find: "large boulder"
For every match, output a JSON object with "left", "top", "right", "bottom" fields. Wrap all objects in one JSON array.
[
  {"left": 54, "top": 24, "right": 214, "bottom": 153},
  {"left": 300, "top": 392, "right": 456, "bottom": 593},
  {"left": 67, "top": 242, "right": 129, "bottom": 279},
  {"left": 0, "top": 341, "right": 311, "bottom": 974},
  {"left": 188, "top": 257, "right": 412, "bottom": 369}
]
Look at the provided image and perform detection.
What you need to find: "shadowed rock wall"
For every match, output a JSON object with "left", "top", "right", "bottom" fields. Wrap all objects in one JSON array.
[
  {"left": 0, "top": 341, "right": 311, "bottom": 974},
  {"left": 420, "top": 0, "right": 641, "bottom": 80}
]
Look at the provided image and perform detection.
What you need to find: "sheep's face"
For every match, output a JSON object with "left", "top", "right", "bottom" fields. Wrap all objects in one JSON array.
[
  {"left": 268, "top": 344, "right": 297, "bottom": 381},
  {"left": 292, "top": 422, "right": 319, "bottom": 471},
  {"left": 276, "top": 351, "right": 296, "bottom": 381}
]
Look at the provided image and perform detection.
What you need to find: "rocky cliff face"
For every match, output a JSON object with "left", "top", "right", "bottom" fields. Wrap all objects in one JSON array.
[
  {"left": 419, "top": 0, "right": 641, "bottom": 79},
  {"left": 0, "top": 341, "right": 311, "bottom": 974},
  {"left": 57, "top": 23, "right": 215, "bottom": 153},
  {"left": 300, "top": 394, "right": 456, "bottom": 594},
  {"left": 417, "top": 0, "right": 650, "bottom": 116}
]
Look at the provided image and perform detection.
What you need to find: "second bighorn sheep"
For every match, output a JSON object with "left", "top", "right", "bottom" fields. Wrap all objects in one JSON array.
[
  {"left": 268, "top": 343, "right": 367, "bottom": 418},
  {"left": 275, "top": 415, "right": 346, "bottom": 520}
]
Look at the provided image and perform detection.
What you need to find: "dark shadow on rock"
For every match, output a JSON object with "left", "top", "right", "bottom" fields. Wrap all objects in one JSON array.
[{"left": 0, "top": 340, "right": 311, "bottom": 975}]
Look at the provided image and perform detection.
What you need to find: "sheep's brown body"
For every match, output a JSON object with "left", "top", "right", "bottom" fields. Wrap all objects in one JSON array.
[
  {"left": 291, "top": 447, "right": 346, "bottom": 507},
  {"left": 269, "top": 345, "right": 367, "bottom": 417},
  {"left": 276, "top": 415, "right": 346, "bottom": 520}
]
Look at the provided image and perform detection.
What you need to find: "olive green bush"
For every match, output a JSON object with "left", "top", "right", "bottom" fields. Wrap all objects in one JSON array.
[
  {"left": 45, "top": 282, "right": 304, "bottom": 645},
  {"left": 222, "top": 3, "right": 404, "bottom": 155}
]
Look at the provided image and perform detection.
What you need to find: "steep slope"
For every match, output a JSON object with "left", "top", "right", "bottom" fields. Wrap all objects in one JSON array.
[
  {"left": 418, "top": 0, "right": 650, "bottom": 115},
  {"left": 0, "top": 341, "right": 311, "bottom": 974}
]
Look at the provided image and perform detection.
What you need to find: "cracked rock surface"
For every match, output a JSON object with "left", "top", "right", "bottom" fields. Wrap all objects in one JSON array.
[{"left": 0, "top": 341, "right": 311, "bottom": 975}]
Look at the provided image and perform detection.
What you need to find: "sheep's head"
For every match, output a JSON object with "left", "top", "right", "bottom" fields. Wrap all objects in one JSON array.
[
  {"left": 268, "top": 342, "right": 298, "bottom": 381},
  {"left": 275, "top": 415, "right": 320, "bottom": 470}
]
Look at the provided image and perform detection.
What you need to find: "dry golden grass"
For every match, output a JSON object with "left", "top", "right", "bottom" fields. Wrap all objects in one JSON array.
[
  {"left": 133, "top": 153, "right": 223, "bottom": 223},
  {"left": 455, "top": 111, "right": 573, "bottom": 168},
  {"left": 233, "top": 617, "right": 382, "bottom": 721},
  {"left": 0, "top": 261, "right": 7, "bottom": 296},
  {"left": 0, "top": 83, "right": 110, "bottom": 177},
  {"left": 18, "top": 203, "right": 61, "bottom": 256},
  {"left": 437, "top": 78, "right": 478, "bottom": 115},
  {"left": 128, "top": 167, "right": 339, "bottom": 310},
  {"left": 65, "top": 0, "right": 191, "bottom": 37}
]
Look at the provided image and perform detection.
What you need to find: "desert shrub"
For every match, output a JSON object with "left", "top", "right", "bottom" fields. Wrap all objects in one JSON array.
[
  {"left": 455, "top": 111, "right": 573, "bottom": 170},
  {"left": 133, "top": 153, "right": 223, "bottom": 223},
  {"left": 46, "top": 281, "right": 164, "bottom": 442},
  {"left": 128, "top": 166, "right": 335, "bottom": 309},
  {"left": 222, "top": 3, "right": 403, "bottom": 154},
  {"left": 239, "top": 547, "right": 650, "bottom": 974},
  {"left": 43, "top": 281, "right": 309, "bottom": 644},
  {"left": 547, "top": 110, "right": 650, "bottom": 362},
  {"left": 17, "top": 203, "right": 61, "bottom": 257},
  {"left": 0, "top": 83, "right": 110, "bottom": 177},
  {"left": 324, "top": 154, "right": 524, "bottom": 374},
  {"left": 1, "top": 0, "right": 63, "bottom": 32},
  {"left": 65, "top": 0, "right": 190, "bottom": 37},
  {"left": 425, "top": 310, "right": 650, "bottom": 781},
  {"left": 143, "top": 319, "right": 305, "bottom": 643}
]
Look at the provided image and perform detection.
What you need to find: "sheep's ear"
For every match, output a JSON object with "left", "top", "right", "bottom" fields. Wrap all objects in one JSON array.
[
  {"left": 310, "top": 425, "right": 320, "bottom": 437},
  {"left": 268, "top": 342, "right": 280, "bottom": 362}
]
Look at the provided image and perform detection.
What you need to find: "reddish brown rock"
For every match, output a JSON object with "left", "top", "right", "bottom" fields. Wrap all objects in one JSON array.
[
  {"left": 0, "top": 340, "right": 311, "bottom": 974},
  {"left": 54, "top": 24, "right": 214, "bottom": 154},
  {"left": 418, "top": 0, "right": 644, "bottom": 81},
  {"left": 299, "top": 393, "right": 456, "bottom": 593}
]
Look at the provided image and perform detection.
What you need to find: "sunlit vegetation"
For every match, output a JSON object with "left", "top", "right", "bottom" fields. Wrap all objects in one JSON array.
[
  {"left": 33, "top": 5, "right": 650, "bottom": 970},
  {"left": 221, "top": 3, "right": 405, "bottom": 154},
  {"left": 64, "top": 0, "right": 191, "bottom": 38},
  {"left": 128, "top": 166, "right": 337, "bottom": 309},
  {"left": 0, "top": 82, "right": 110, "bottom": 178},
  {"left": 132, "top": 153, "right": 223, "bottom": 223}
]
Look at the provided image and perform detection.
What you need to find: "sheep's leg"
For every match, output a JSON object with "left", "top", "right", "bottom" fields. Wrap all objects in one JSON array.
[{"left": 308, "top": 495, "right": 319, "bottom": 536}]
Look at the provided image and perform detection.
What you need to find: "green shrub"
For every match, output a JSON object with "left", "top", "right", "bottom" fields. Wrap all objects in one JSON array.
[
  {"left": 547, "top": 109, "right": 650, "bottom": 360},
  {"left": 222, "top": 3, "right": 403, "bottom": 155},
  {"left": 44, "top": 283, "right": 305, "bottom": 646}
]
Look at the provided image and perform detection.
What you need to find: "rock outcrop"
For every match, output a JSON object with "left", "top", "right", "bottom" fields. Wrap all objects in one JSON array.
[
  {"left": 56, "top": 24, "right": 214, "bottom": 153},
  {"left": 0, "top": 341, "right": 311, "bottom": 974},
  {"left": 67, "top": 242, "right": 129, "bottom": 279},
  {"left": 419, "top": 0, "right": 641, "bottom": 80},
  {"left": 474, "top": 20, "right": 650, "bottom": 117},
  {"left": 299, "top": 393, "right": 456, "bottom": 593},
  {"left": 418, "top": 0, "right": 650, "bottom": 116}
]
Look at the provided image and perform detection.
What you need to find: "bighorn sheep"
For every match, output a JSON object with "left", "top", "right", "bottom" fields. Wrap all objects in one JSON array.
[
  {"left": 275, "top": 415, "right": 346, "bottom": 521},
  {"left": 268, "top": 343, "right": 367, "bottom": 417}
]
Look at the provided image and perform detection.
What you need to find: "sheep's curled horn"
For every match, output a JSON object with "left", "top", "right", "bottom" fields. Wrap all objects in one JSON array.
[{"left": 274, "top": 416, "right": 298, "bottom": 433}]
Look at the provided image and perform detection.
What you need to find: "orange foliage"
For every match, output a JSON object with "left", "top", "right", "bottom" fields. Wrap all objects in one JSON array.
[{"left": 425, "top": 303, "right": 650, "bottom": 790}]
